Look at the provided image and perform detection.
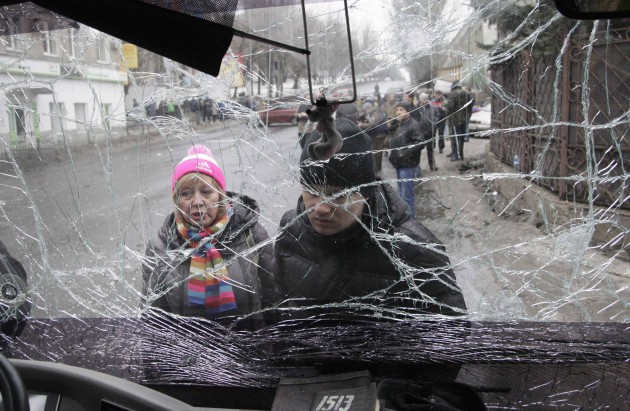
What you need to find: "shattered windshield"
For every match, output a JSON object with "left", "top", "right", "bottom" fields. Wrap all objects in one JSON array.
[{"left": 0, "top": 0, "right": 628, "bottom": 408}]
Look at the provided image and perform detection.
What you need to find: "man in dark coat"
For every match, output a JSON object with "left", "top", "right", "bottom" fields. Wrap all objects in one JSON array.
[
  {"left": 446, "top": 83, "right": 474, "bottom": 161},
  {"left": 417, "top": 92, "right": 440, "bottom": 171},
  {"left": 272, "top": 118, "right": 467, "bottom": 320},
  {"left": 388, "top": 101, "right": 432, "bottom": 218}
]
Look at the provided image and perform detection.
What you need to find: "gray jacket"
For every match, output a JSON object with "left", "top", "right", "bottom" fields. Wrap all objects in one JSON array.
[{"left": 142, "top": 193, "right": 274, "bottom": 323}]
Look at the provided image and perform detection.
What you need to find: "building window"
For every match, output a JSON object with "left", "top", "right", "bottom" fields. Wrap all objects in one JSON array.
[
  {"left": 41, "top": 21, "right": 58, "bottom": 55},
  {"left": 69, "top": 28, "right": 78, "bottom": 58},
  {"left": 97, "top": 37, "right": 108, "bottom": 62},
  {"left": 7, "top": 17, "right": 23, "bottom": 51}
]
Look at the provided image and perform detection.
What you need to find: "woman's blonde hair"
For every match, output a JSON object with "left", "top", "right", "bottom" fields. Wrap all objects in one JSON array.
[{"left": 173, "top": 173, "right": 227, "bottom": 222}]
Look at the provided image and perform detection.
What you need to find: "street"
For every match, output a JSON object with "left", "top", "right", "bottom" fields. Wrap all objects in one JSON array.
[
  {"left": 1, "top": 119, "right": 628, "bottom": 321},
  {"left": 1, "top": 121, "right": 304, "bottom": 317}
]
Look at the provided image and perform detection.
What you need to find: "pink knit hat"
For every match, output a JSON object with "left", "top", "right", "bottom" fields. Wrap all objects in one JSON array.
[{"left": 171, "top": 145, "right": 226, "bottom": 192}]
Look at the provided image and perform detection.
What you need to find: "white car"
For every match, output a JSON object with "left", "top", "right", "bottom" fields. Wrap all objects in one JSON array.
[{"left": 468, "top": 103, "right": 491, "bottom": 137}]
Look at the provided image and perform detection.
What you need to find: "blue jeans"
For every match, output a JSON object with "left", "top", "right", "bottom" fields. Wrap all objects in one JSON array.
[{"left": 396, "top": 166, "right": 419, "bottom": 218}]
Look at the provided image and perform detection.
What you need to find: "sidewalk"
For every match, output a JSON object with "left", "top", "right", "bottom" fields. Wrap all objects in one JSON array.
[{"left": 381, "top": 137, "right": 629, "bottom": 321}]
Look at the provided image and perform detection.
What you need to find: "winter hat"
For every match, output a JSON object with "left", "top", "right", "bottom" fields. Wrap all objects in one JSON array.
[
  {"left": 395, "top": 101, "right": 412, "bottom": 112},
  {"left": 361, "top": 102, "right": 373, "bottom": 112},
  {"left": 300, "top": 118, "right": 375, "bottom": 192},
  {"left": 172, "top": 145, "right": 226, "bottom": 192}
]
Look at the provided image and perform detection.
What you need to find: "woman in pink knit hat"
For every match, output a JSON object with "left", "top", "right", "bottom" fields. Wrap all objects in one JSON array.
[{"left": 142, "top": 145, "right": 274, "bottom": 328}]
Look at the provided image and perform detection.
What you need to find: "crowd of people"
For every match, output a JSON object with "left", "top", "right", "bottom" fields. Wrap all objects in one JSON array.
[
  {"left": 297, "top": 83, "right": 476, "bottom": 217},
  {"left": 141, "top": 84, "right": 475, "bottom": 328},
  {"left": 139, "top": 97, "right": 224, "bottom": 124},
  {"left": 356, "top": 82, "right": 475, "bottom": 167}
]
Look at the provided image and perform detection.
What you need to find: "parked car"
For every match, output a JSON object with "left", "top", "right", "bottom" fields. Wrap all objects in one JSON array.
[
  {"left": 468, "top": 103, "right": 491, "bottom": 137},
  {"left": 260, "top": 103, "right": 299, "bottom": 126},
  {"left": 329, "top": 86, "right": 354, "bottom": 101}
]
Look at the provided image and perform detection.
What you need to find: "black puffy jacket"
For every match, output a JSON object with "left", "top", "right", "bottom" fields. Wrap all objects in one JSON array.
[
  {"left": 273, "top": 183, "right": 467, "bottom": 318},
  {"left": 388, "top": 116, "right": 432, "bottom": 168}
]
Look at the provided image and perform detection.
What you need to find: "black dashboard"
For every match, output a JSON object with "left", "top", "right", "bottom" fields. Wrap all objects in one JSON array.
[{"left": 12, "top": 360, "right": 194, "bottom": 411}]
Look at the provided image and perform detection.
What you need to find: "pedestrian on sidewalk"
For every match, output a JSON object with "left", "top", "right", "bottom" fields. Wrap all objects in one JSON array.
[
  {"left": 431, "top": 90, "right": 447, "bottom": 153},
  {"left": 142, "top": 144, "right": 274, "bottom": 328},
  {"left": 210, "top": 99, "right": 219, "bottom": 123},
  {"left": 417, "top": 92, "right": 439, "bottom": 171},
  {"left": 388, "top": 101, "right": 431, "bottom": 218},
  {"left": 271, "top": 117, "right": 467, "bottom": 319},
  {"left": 202, "top": 98, "right": 212, "bottom": 123},
  {"left": 403, "top": 93, "right": 418, "bottom": 120},
  {"left": 445, "top": 83, "right": 473, "bottom": 161},
  {"left": 358, "top": 102, "right": 388, "bottom": 173},
  {"left": 381, "top": 93, "right": 399, "bottom": 151}
]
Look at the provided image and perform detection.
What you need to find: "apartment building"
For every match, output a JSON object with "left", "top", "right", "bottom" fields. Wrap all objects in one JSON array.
[
  {"left": 437, "top": 19, "right": 497, "bottom": 90},
  {"left": 0, "top": 17, "right": 127, "bottom": 150}
]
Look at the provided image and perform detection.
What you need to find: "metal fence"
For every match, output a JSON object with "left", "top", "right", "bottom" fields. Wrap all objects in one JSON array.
[{"left": 490, "top": 25, "right": 630, "bottom": 210}]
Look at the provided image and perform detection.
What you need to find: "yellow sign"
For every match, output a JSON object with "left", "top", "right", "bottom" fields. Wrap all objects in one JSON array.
[
  {"left": 219, "top": 55, "right": 245, "bottom": 88},
  {"left": 122, "top": 43, "right": 138, "bottom": 69}
]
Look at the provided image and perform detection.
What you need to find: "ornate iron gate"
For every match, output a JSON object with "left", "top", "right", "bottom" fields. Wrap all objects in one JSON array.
[{"left": 490, "top": 25, "right": 630, "bottom": 210}]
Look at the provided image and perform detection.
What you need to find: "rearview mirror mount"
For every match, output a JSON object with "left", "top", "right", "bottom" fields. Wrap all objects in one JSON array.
[{"left": 554, "top": 0, "right": 630, "bottom": 19}]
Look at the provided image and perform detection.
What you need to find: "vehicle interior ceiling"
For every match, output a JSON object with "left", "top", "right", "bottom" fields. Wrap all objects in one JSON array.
[{"left": 0, "top": 0, "right": 629, "bottom": 410}]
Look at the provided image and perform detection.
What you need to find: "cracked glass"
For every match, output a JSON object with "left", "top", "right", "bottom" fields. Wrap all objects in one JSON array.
[{"left": 0, "top": 0, "right": 628, "bottom": 409}]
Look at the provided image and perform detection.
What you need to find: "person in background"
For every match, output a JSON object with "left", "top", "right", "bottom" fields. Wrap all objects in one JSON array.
[
  {"left": 142, "top": 145, "right": 274, "bottom": 328},
  {"left": 380, "top": 93, "right": 397, "bottom": 120},
  {"left": 335, "top": 101, "right": 359, "bottom": 123},
  {"left": 403, "top": 93, "right": 419, "bottom": 121},
  {"left": 272, "top": 117, "right": 467, "bottom": 318},
  {"left": 211, "top": 99, "right": 219, "bottom": 123},
  {"left": 430, "top": 90, "right": 447, "bottom": 154},
  {"left": 445, "top": 83, "right": 474, "bottom": 161},
  {"left": 358, "top": 102, "right": 388, "bottom": 173},
  {"left": 201, "top": 98, "right": 210, "bottom": 123},
  {"left": 381, "top": 93, "right": 400, "bottom": 151},
  {"left": 388, "top": 102, "right": 431, "bottom": 218},
  {"left": 464, "top": 87, "right": 475, "bottom": 142},
  {"left": 417, "top": 92, "right": 439, "bottom": 171}
]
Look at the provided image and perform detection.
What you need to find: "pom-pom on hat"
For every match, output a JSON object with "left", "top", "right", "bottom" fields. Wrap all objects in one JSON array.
[{"left": 172, "top": 145, "right": 226, "bottom": 192}]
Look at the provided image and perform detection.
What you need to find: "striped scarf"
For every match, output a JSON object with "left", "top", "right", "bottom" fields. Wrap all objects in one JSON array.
[{"left": 176, "top": 211, "right": 237, "bottom": 316}]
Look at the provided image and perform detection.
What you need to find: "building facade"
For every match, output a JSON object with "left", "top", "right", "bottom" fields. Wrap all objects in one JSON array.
[
  {"left": 0, "top": 19, "right": 127, "bottom": 153},
  {"left": 435, "top": 17, "right": 497, "bottom": 92}
]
